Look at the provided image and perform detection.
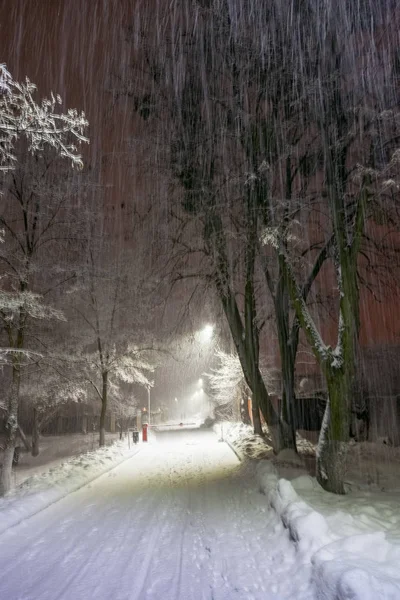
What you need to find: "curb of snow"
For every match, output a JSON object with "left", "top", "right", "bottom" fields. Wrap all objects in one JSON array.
[
  {"left": 0, "top": 440, "right": 140, "bottom": 536},
  {"left": 222, "top": 437, "right": 243, "bottom": 462},
  {"left": 212, "top": 422, "right": 271, "bottom": 460},
  {"left": 256, "top": 461, "right": 400, "bottom": 600}
]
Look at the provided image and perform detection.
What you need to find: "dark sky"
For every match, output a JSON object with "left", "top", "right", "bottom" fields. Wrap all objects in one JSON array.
[
  {"left": 2, "top": 0, "right": 400, "bottom": 407},
  {"left": 0, "top": 0, "right": 222, "bottom": 410},
  {"left": 0, "top": 1, "right": 152, "bottom": 223}
]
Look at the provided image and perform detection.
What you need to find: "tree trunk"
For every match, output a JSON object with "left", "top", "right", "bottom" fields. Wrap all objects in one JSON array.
[
  {"left": 281, "top": 251, "right": 355, "bottom": 493},
  {"left": 279, "top": 336, "right": 297, "bottom": 452},
  {"left": 240, "top": 384, "right": 252, "bottom": 425},
  {"left": 0, "top": 447, "right": 14, "bottom": 496},
  {"left": 17, "top": 425, "right": 31, "bottom": 452},
  {"left": 32, "top": 408, "right": 40, "bottom": 457},
  {"left": 315, "top": 245, "right": 360, "bottom": 493},
  {"left": 275, "top": 273, "right": 297, "bottom": 452},
  {"left": 316, "top": 369, "right": 350, "bottom": 494},
  {"left": 206, "top": 209, "right": 282, "bottom": 449},
  {"left": 250, "top": 392, "right": 263, "bottom": 436},
  {"left": 217, "top": 280, "right": 280, "bottom": 444},
  {"left": 279, "top": 386, "right": 297, "bottom": 452},
  {"left": 99, "top": 371, "right": 108, "bottom": 447},
  {"left": 0, "top": 366, "right": 21, "bottom": 496}
]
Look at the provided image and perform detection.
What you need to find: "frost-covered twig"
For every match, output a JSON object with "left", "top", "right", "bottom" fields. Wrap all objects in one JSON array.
[{"left": 0, "top": 64, "right": 88, "bottom": 172}]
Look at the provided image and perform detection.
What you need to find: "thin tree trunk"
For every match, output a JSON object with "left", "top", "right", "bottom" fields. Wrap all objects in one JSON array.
[
  {"left": 1, "top": 302, "right": 27, "bottom": 496},
  {"left": 32, "top": 407, "right": 40, "bottom": 457},
  {"left": 219, "top": 290, "right": 279, "bottom": 439},
  {"left": 240, "top": 384, "right": 252, "bottom": 425},
  {"left": 17, "top": 425, "right": 31, "bottom": 452},
  {"left": 250, "top": 392, "right": 263, "bottom": 436},
  {"left": 0, "top": 447, "right": 14, "bottom": 496},
  {"left": 99, "top": 371, "right": 108, "bottom": 447},
  {"left": 208, "top": 210, "right": 281, "bottom": 447},
  {"left": 0, "top": 365, "right": 21, "bottom": 496},
  {"left": 275, "top": 260, "right": 297, "bottom": 452}
]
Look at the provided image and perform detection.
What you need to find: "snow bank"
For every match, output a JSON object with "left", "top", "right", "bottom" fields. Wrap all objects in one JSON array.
[
  {"left": 0, "top": 439, "right": 139, "bottom": 536},
  {"left": 256, "top": 461, "right": 400, "bottom": 599},
  {"left": 213, "top": 421, "right": 273, "bottom": 459}
]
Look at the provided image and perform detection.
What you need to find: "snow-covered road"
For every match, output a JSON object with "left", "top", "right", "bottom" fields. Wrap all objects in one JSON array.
[{"left": 0, "top": 429, "right": 313, "bottom": 600}]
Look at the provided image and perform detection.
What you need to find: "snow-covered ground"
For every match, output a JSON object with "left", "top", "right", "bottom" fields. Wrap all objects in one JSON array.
[
  {"left": 0, "top": 432, "right": 120, "bottom": 487},
  {"left": 0, "top": 436, "right": 140, "bottom": 535},
  {"left": 221, "top": 421, "right": 400, "bottom": 599},
  {"left": 257, "top": 462, "right": 400, "bottom": 599},
  {"left": 0, "top": 428, "right": 313, "bottom": 600},
  {"left": 1, "top": 425, "right": 400, "bottom": 599},
  {"left": 215, "top": 421, "right": 314, "bottom": 461}
]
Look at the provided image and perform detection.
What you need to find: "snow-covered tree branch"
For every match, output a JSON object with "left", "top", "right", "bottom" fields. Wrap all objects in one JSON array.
[{"left": 0, "top": 65, "right": 88, "bottom": 172}]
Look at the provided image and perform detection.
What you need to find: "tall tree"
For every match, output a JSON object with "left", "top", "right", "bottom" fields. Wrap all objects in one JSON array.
[
  {"left": 274, "top": 0, "right": 400, "bottom": 493},
  {"left": 126, "top": 0, "right": 293, "bottom": 446},
  {"left": 0, "top": 67, "right": 88, "bottom": 495},
  {"left": 67, "top": 215, "right": 156, "bottom": 447}
]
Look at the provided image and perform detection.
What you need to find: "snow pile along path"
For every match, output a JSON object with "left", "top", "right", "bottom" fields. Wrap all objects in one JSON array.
[
  {"left": 257, "top": 461, "right": 400, "bottom": 600},
  {"left": 0, "top": 438, "right": 139, "bottom": 535},
  {"left": 213, "top": 421, "right": 273, "bottom": 459}
]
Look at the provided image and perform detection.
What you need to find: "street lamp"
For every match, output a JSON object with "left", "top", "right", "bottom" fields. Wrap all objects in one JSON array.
[
  {"left": 146, "top": 385, "right": 151, "bottom": 426},
  {"left": 198, "top": 324, "right": 214, "bottom": 343}
]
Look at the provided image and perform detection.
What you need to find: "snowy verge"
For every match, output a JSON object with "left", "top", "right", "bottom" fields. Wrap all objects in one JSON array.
[
  {"left": 212, "top": 421, "right": 273, "bottom": 460},
  {"left": 0, "top": 439, "right": 139, "bottom": 536},
  {"left": 256, "top": 461, "right": 400, "bottom": 600}
]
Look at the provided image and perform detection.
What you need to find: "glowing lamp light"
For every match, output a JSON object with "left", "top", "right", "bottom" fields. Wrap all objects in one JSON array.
[{"left": 198, "top": 324, "right": 214, "bottom": 344}]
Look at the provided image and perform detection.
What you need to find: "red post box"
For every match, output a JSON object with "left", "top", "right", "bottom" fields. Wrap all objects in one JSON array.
[{"left": 142, "top": 423, "right": 148, "bottom": 442}]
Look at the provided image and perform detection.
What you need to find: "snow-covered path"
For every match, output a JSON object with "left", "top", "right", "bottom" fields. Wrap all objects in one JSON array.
[{"left": 0, "top": 429, "right": 313, "bottom": 600}]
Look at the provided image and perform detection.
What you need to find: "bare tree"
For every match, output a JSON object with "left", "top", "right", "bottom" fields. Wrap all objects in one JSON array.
[
  {"left": 274, "top": 0, "right": 400, "bottom": 493},
  {"left": 0, "top": 151, "right": 87, "bottom": 493},
  {"left": 124, "top": 0, "right": 295, "bottom": 447},
  {"left": 20, "top": 367, "right": 87, "bottom": 456},
  {"left": 67, "top": 220, "right": 156, "bottom": 447}
]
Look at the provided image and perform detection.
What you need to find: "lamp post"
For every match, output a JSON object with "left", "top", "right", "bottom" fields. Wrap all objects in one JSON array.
[{"left": 147, "top": 385, "right": 151, "bottom": 427}]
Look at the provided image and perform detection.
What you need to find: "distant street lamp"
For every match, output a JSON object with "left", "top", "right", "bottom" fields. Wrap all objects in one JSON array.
[
  {"left": 198, "top": 324, "right": 214, "bottom": 343},
  {"left": 146, "top": 385, "right": 151, "bottom": 426}
]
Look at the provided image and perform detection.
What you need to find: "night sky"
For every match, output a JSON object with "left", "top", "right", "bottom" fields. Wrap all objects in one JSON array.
[
  {"left": 0, "top": 1, "right": 218, "bottom": 409},
  {"left": 1, "top": 0, "right": 399, "bottom": 404}
]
